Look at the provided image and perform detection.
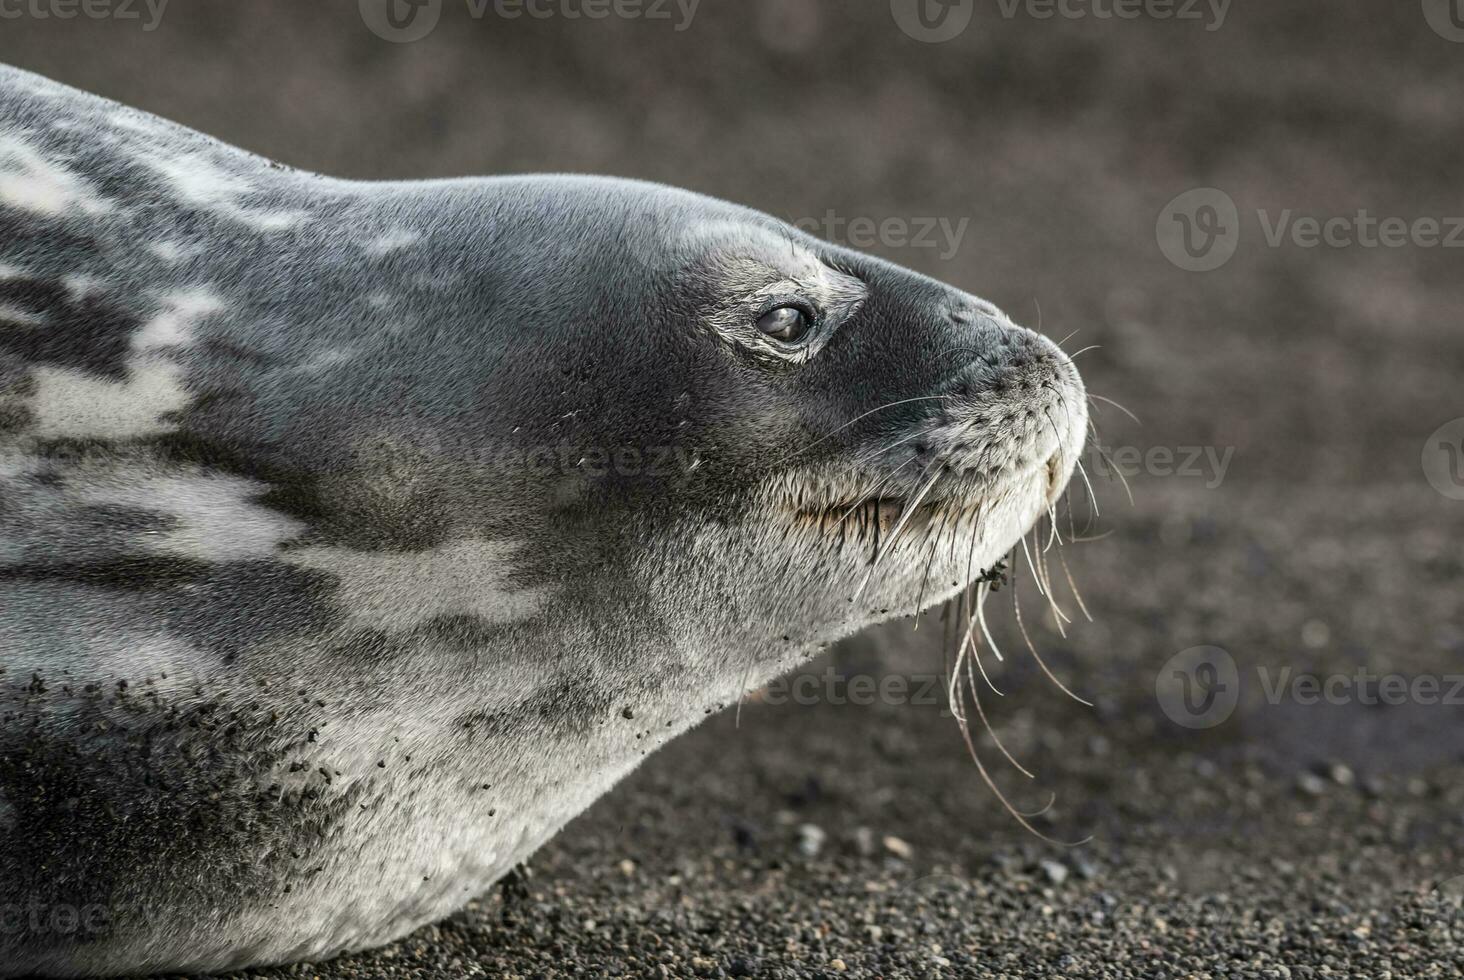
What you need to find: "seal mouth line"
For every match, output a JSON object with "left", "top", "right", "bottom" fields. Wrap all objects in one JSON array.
[{"left": 792, "top": 493, "right": 980, "bottom": 539}]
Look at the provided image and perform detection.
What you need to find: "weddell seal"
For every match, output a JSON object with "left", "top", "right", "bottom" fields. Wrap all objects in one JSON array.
[{"left": 0, "top": 63, "right": 1089, "bottom": 976}]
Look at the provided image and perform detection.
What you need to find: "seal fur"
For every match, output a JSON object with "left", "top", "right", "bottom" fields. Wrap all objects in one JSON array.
[{"left": 0, "top": 64, "right": 1088, "bottom": 976}]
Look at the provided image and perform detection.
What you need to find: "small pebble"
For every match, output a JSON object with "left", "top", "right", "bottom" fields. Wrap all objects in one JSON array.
[
  {"left": 798, "top": 823, "right": 827, "bottom": 858},
  {"left": 883, "top": 835, "right": 913, "bottom": 860}
]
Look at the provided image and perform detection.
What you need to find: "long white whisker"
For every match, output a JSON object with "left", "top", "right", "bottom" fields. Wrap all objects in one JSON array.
[
  {"left": 1013, "top": 578, "right": 1093, "bottom": 707},
  {"left": 852, "top": 467, "right": 943, "bottom": 602},
  {"left": 975, "top": 581, "right": 1005, "bottom": 663},
  {"left": 834, "top": 457, "right": 918, "bottom": 528},
  {"left": 1088, "top": 393, "right": 1141, "bottom": 425},
  {"left": 964, "top": 649, "right": 1033, "bottom": 778},
  {"left": 1092, "top": 444, "right": 1135, "bottom": 506},
  {"left": 772, "top": 395, "right": 951, "bottom": 465},
  {"left": 1057, "top": 549, "right": 1093, "bottom": 623},
  {"left": 1020, "top": 533, "right": 1045, "bottom": 598}
]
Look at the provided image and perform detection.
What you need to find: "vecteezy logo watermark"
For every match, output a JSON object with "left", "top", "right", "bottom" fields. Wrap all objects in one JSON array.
[
  {"left": 0, "top": 0, "right": 169, "bottom": 30},
  {"left": 361, "top": 0, "right": 698, "bottom": 41},
  {"left": 1155, "top": 646, "right": 1239, "bottom": 729},
  {"left": 1422, "top": 0, "right": 1464, "bottom": 41},
  {"left": 790, "top": 212, "right": 971, "bottom": 261},
  {"left": 1422, "top": 418, "right": 1464, "bottom": 501},
  {"left": 1155, "top": 188, "right": 1242, "bottom": 272},
  {"left": 359, "top": 0, "right": 442, "bottom": 41},
  {"left": 890, "top": 0, "right": 974, "bottom": 43},
  {"left": 1159, "top": 188, "right": 1464, "bottom": 271}
]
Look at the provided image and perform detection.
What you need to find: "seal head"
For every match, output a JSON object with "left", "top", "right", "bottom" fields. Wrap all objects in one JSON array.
[{"left": 0, "top": 64, "right": 1085, "bottom": 975}]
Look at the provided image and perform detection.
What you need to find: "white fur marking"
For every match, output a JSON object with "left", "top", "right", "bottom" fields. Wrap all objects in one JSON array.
[
  {"left": 147, "top": 241, "right": 200, "bottom": 264},
  {"left": 61, "top": 274, "right": 104, "bottom": 302},
  {"left": 134, "top": 289, "right": 223, "bottom": 351},
  {"left": 30, "top": 359, "right": 190, "bottom": 440},
  {"left": 285, "top": 541, "right": 552, "bottom": 633},
  {"left": 142, "top": 149, "right": 307, "bottom": 231},
  {"left": 80, "top": 473, "right": 305, "bottom": 562},
  {"left": 0, "top": 303, "right": 44, "bottom": 326},
  {"left": 366, "top": 230, "right": 420, "bottom": 256},
  {"left": 0, "top": 136, "right": 113, "bottom": 217}
]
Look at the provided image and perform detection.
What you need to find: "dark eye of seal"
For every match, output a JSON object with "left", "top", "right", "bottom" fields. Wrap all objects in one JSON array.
[{"left": 756, "top": 305, "right": 811, "bottom": 343}]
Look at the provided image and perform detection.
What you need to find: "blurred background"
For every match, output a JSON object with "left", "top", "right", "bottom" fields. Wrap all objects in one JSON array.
[{"left": 6, "top": 2, "right": 1463, "bottom": 975}]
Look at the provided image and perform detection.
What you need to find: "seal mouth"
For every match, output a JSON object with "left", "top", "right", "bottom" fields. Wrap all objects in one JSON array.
[
  {"left": 793, "top": 492, "right": 970, "bottom": 537},
  {"left": 789, "top": 447, "right": 1071, "bottom": 540}
]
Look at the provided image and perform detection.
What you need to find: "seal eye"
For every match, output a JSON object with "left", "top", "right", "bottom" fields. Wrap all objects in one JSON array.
[{"left": 756, "top": 305, "right": 811, "bottom": 344}]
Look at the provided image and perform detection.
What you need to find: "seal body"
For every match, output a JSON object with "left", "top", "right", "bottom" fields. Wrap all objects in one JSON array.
[{"left": 0, "top": 65, "right": 1088, "bottom": 976}]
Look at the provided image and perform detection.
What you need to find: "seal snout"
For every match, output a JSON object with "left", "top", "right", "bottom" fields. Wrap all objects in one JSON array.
[{"left": 930, "top": 321, "right": 1088, "bottom": 506}]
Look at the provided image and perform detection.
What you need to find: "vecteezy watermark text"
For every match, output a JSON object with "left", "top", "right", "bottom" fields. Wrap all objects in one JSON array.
[
  {"left": 360, "top": 0, "right": 698, "bottom": 42},
  {"left": 471, "top": 0, "right": 698, "bottom": 28},
  {"left": 0, "top": 900, "right": 112, "bottom": 937},
  {"left": 0, "top": 0, "right": 168, "bottom": 29},
  {"left": 790, "top": 211, "right": 971, "bottom": 261},
  {"left": 994, "top": 0, "right": 1229, "bottom": 31},
  {"left": 1090, "top": 442, "right": 1235, "bottom": 489},
  {"left": 1254, "top": 667, "right": 1464, "bottom": 708},
  {"left": 889, "top": 0, "right": 1228, "bottom": 43},
  {"left": 1157, "top": 645, "right": 1464, "bottom": 730},
  {"left": 1158, "top": 188, "right": 1464, "bottom": 271},
  {"left": 759, "top": 667, "right": 945, "bottom": 708}
]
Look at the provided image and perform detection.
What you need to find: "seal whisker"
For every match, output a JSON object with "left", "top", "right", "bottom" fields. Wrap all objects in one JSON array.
[
  {"left": 954, "top": 585, "right": 1003, "bottom": 695},
  {"left": 1091, "top": 443, "right": 1135, "bottom": 507},
  {"left": 1012, "top": 571, "right": 1093, "bottom": 707},
  {"left": 951, "top": 689, "right": 1085, "bottom": 847},
  {"left": 1088, "top": 392, "right": 1141, "bottom": 425},
  {"left": 1035, "top": 527, "right": 1072, "bottom": 635},
  {"left": 1074, "top": 457, "right": 1102, "bottom": 521},
  {"left": 773, "top": 395, "right": 951, "bottom": 466},
  {"left": 847, "top": 423, "right": 944, "bottom": 473},
  {"left": 912, "top": 503, "right": 956, "bottom": 625},
  {"left": 852, "top": 466, "right": 943, "bottom": 602},
  {"left": 833, "top": 457, "right": 918, "bottom": 529},
  {"left": 975, "top": 580, "right": 1007, "bottom": 662},
  {"left": 1019, "top": 532, "right": 1046, "bottom": 599},
  {"left": 1057, "top": 548, "right": 1094, "bottom": 624},
  {"left": 961, "top": 650, "right": 1033, "bottom": 778}
]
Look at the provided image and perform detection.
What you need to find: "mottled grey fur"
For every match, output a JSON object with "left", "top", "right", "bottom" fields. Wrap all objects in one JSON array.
[{"left": 0, "top": 64, "right": 1087, "bottom": 976}]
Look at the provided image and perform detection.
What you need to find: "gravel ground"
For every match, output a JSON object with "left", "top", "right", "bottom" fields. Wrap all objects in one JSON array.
[{"left": 5, "top": 1, "right": 1464, "bottom": 977}]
